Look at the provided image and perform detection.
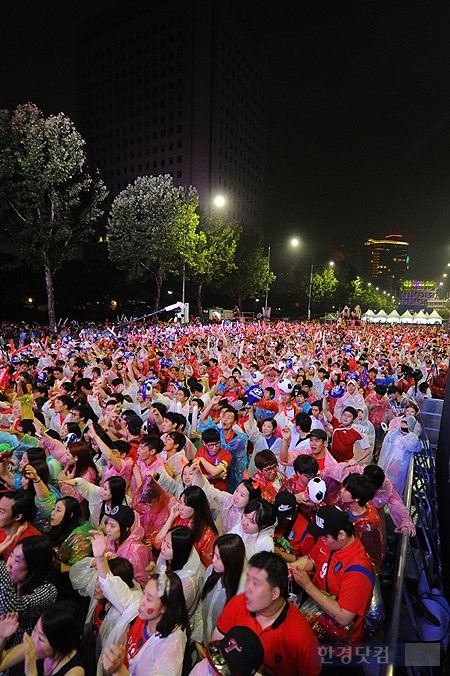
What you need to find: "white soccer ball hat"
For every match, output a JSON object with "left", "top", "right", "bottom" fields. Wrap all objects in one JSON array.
[
  {"left": 278, "top": 377, "right": 293, "bottom": 394},
  {"left": 307, "top": 477, "right": 327, "bottom": 504}
]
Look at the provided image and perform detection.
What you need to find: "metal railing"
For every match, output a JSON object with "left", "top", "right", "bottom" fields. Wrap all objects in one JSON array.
[
  {"left": 382, "top": 455, "right": 415, "bottom": 676},
  {"left": 382, "top": 417, "right": 443, "bottom": 675}
]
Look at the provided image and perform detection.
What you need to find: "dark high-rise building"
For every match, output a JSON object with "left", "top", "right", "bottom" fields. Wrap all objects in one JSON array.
[
  {"left": 77, "top": 0, "right": 265, "bottom": 259},
  {"left": 363, "top": 234, "right": 410, "bottom": 293}
]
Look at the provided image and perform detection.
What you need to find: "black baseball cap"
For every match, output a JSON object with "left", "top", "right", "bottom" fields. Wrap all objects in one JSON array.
[
  {"left": 307, "top": 505, "right": 350, "bottom": 537},
  {"left": 273, "top": 490, "right": 297, "bottom": 521},
  {"left": 309, "top": 428, "right": 327, "bottom": 441},
  {"left": 207, "top": 626, "right": 264, "bottom": 676}
]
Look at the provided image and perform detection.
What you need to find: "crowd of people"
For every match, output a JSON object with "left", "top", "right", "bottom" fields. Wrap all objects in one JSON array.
[{"left": 0, "top": 317, "right": 446, "bottom": 675}]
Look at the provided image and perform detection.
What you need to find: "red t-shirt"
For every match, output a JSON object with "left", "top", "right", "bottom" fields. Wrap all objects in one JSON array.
[
  {"left": 308, "top": 537, "right": 374, "bottom": 642},
  {"left": 217, "top": 594, "right": 320, "bottom": 676},
  {"left": 0, "top": 522, "right": 42, "bottom": 561},
  {"left": 274, "top": 511, "right": 314, "bottom": 557},
  {"left": 195, "top": 445, "right": 232, "bottom": 492},
  {"left": 330, "top": 418, "right": 367, "bottom": 463},
  {"left": 128, "top": 436, "right": 142, "bottom": 464}
]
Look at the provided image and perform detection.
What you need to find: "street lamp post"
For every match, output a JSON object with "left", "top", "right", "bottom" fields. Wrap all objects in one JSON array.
[
  {"left": 264, "top": 245, "right": 271, "bottom": 311},
  {"left": 307, "top": 260, "right": 334, "bottom": 321},
  {"left": 265, "top": 238, "right": 299, "bottom": 315},
  {"left": 307, "top": 264, "right": 314, "bottom": 321}
]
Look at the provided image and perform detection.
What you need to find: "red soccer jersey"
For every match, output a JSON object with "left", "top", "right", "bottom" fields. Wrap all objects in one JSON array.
[
  {"left": 274, "top": 511, "right": 314, "bottom": 557},
  {"left": 330, "top": 418, "right": 366, "bottom": 462},
  {"left": 195, "top": 445, "right": 232, "bottom": 492},
  {"left": 308, "top": 537, "right": 374, "bottom": 642}
]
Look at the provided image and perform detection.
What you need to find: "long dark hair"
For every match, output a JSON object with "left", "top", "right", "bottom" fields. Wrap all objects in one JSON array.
[
  {"left": 168, "top": 525, "right": 193, "bottom": 572},
  {"left": 99, "top": 476, "right": 127, "bottom": 524},
  {"left": 24, "top": 448, "right": 46, "bottom": 465},
  {"left": 180, "top": 486, "right": 218, "bottom": 543},
  {"left": 148, "top": 572, "right": 188, "bottom": 638},
  {"left": 202, "top": 534, "right": 245, "bottom": 602},
  {"left": 67, "top": 441, "right": 98, "bottom": 480},
  {"left": 41, "top": 601, "right": 84, "bottom": 655},
  {"left": 48, "top": 497, "right": 83, "bottom": 548},
  {"left": 238, "top": 479, "right": 262, "bottom": 502},
  {"left": 244, "top": 498, "right": 275, "bottom": 531},
  {"left": 18, "top": 535, "right": 54, "bottom": 595},
  {"left": 22, "top": 460, "right": 50, "bottom": 497}
]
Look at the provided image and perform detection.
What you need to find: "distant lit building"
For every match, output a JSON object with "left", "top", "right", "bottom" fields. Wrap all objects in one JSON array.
[
  {"left": 77, "top": 0, "right": 265, "bottom": 259},
  {"left": 400, "top": 280, "right": 435, "bottom": 308},
  {"left": 364, "top": 234, "right": 410, "bottom": 292}
]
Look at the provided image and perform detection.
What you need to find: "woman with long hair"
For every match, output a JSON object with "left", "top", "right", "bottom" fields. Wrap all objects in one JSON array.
[
  {"left": 0, "top": 601, "right": 86, "bottom": 676},
  {"left": 90, "top": 531, "right": 188, "bottom": 676},
  {"left": 0, "top": 535, "right": 57, "bottom": 676},
  {"left": 20, "top": 459, "right": 61, "bottom": 533},
  {"left": 70, "top": 556, "right": 140, "bottom": 676},
  {"left": 60, "top": 474, "right": 127, "bottom": 529},
  {"left": 201, "top": 534, "right": 246, "bottom": 648},
  {"left": 154, "top": 486, "right": 218, "bottom": 568},
  {"left": 49, "top": 497, "right": 92, "bottom": 571},
  {"left": 229, "top": 497, "right": 276, "bottom": 560},
  {"left": 103, "top": 505, "right": 150, "bottom": 587},
  {"left": 189, "top": 464, "right": 262, "bottom": 534},
  {"left": 60, "top": 421, "right": 82, "bottom": 446},
  {"left": 155, "top": 525, "right": 204, "bottom": 644},
  {"left": 59, "top": 441, "right": 98, "bottom": 516}
]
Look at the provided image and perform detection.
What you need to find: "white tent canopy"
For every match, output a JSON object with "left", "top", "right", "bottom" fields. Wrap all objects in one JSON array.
[
  {"left": 413, "top": 310, "right": 428, "bottom": 324},
  {"left": 386, "top": 310, "right": 401, "bottom": 323},
  {"left": 362, "top": 308, "right": 443, "bottom": 323},
  {"left": 427, "top": 310, "right": 443, "bottom": 324}
]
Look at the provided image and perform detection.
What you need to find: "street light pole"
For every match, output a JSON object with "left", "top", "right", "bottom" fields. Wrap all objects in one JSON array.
[
  {"left": 265, "top": 245, "right": 271, "bottom": 311},
  {"left": 307, "top": 263, "right": 314, "bottom": 321},
  {"left": 182, "top": 262, "right": 185, "bottom": 305}
]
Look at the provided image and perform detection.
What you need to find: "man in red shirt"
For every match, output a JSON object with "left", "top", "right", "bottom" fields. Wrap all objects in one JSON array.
[
  {"left": 292, "top": 504, "right": 374, "bottom": 643},
  {"left": 323, "top": 401, "right": 370, "bottom": 463},
  {"left": 196, "top": 428, "right": 232, "bottom": 491},
  {"left": 0, "top": 491, "right": 41, "bottom": 560},
  {"left": 212, "top": 551, "right": 320, "bottom": 676},
  {"left": 336, "top": 473, "right": 382, "bottom": 571}
]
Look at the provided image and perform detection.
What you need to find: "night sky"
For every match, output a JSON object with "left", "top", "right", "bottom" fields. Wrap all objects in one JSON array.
[{"left": 3, "top": 1, "right": 450, "bottom": 281}]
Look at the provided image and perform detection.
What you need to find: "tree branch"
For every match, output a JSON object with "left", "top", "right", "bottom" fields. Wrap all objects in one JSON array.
[{"left": 8, "top": 201, "right": 27, "bottom": 223}]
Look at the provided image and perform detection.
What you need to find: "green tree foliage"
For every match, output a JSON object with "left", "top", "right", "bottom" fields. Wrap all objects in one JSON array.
[
  {"left": 107, "top": 175, "right": 199, "bottom": 311},
  {"left": 0, "top": 103, "right": 107, "bottom": 329},
  {"left": 223, "top": 227, "right": 275, "bottom": 311},
  {"left": 186, "top": 209, "right": 239, "bottom": 317},
  {"left": 300, "top": 267, "right": 339, "bottom": 316},
  {"left": 348, "top": 278, "right": 395, "bottom": 312}
]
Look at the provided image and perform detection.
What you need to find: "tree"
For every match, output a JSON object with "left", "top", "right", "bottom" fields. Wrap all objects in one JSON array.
[
  {"left": 0, "top": 103, "right": 107, "bottom": 330},
  {"left": 348, "top": 278, "right": 396, "bottom": 312},
  {"left": 186, "top": 209, "right": 239, "bottom": 317},
  {"left": 107, "top": 175, "right": 199, "bottom": 311},
  {"left": 223, "top": 227, "right": 275, "bottom": 311},
  {"left": 300, "top": 267, "right": 339, "bottom": 315}
]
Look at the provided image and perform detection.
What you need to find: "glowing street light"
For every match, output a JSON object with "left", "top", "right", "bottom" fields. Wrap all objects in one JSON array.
[
  {"left": 214, "top": 195, "right": 225, "bottom": 207},
  {"left": 329, "top": 261, "right": 334, "bottom": 267},
  {"left": 291, "top": 238, "right": 299, "bottom": 247}
]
